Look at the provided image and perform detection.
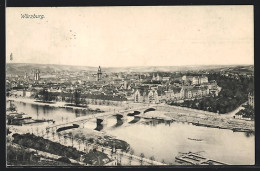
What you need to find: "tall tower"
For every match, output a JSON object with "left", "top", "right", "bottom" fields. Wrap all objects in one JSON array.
[
  {"left": 97, "top": 66, "right": 102, "bottom": 81},
  {"left": 156, "top": 73, "right": 160, "bottom": 81},
  {"left": 34, "top": 69, "right": 40, "bottom": 81},
  {"left": 152, "top": 73, "right": 156, "bottom": 81}
]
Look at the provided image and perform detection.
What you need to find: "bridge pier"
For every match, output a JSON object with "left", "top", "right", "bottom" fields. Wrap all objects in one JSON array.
[
  {"left": 95, "top": 118, "right": 103, "bottom": 131},
  {"left": 115, "top": 114, "right": 124, "bottom": 127}
]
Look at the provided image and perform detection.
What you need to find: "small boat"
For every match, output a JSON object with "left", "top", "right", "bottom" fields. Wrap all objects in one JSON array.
[
  {"left": 34, "top": 119, "right": 54, "bottom": 122},
  {"left": 19, "top": 113, "right": 32, "bottom": 119},
  {"left": 188, "top": 138, "right": 203, "bottom": 141},
  {"left": 175, "top": 152, "right": 227, "bottom": 165},
  {"left": 7, "top": 112, "right": 32, "bottom": 120}
]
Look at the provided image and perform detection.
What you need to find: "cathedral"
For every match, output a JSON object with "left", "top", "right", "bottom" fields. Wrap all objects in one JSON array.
[{"left": 33, "top": 69, "right": 40, "bottom": 81}]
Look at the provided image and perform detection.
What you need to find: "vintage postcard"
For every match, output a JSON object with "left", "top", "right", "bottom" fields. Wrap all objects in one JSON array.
[{"left": 6, "top": 6, "right": 254, "bottom": 166}]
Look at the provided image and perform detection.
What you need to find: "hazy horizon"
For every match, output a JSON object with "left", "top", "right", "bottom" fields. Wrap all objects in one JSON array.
[
  {"left": 6, "top": 62, "right": 253, "bottom": 68},
  {"left": 6, "top": 6, "right": 254, "bottom": 67}
]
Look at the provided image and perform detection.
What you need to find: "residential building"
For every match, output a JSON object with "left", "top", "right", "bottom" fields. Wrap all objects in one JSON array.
[
  {"left": 148, "top": 89, "right": 159, "bottom": 104},
  {"left": 133, "top": 86, "right": 159, "bottom": 103}
]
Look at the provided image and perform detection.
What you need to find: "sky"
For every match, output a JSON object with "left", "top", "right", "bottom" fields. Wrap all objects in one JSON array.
[{"left": 6, "top": 6, "right": 254, "bottom": 67}]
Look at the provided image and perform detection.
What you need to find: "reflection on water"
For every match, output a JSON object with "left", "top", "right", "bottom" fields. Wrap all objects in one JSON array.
[
  {"left": 95, "top": 116, "right": 125, "bottom": 130},
  {"left": 113, "top": 119, "right": 124, "bottom": 128},
  {"left": 145, "top": 118, "right": 172, "bottom": 127},
  {"left": 129, "top": 116, "right": 141, "bottom": 124},
  {"left": 13, "top": 101, "right": 92, "bottom": 124},
  {"left": 11, "top": 101, "right": 255, "bottom": 165},
  {"left": 95, "top": 125, "right": 103, "bottom": 131}
]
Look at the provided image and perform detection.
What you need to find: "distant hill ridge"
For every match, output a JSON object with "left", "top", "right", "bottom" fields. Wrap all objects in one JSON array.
[{"left": 6, "top": 63, "right": 253, "bottom": 75}]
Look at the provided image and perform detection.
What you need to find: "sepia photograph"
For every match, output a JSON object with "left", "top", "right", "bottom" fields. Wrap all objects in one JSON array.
[{"left": 6, "top": 6, "right": 254, "bottom": 166}]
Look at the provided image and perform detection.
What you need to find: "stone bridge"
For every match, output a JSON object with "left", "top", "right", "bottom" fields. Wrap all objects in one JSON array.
[{"left": 46, "top": 106, "right": 157, "bottom": 132}]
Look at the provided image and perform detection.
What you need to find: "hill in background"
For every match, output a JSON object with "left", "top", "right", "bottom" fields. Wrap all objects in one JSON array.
[{"left": 6, "top": 63, "right": 253, "bottom": 75}]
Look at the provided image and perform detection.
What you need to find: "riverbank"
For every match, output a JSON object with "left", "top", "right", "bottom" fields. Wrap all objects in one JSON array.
[{"left": 143, "top": 105, "right": 254, "bottom": 133}]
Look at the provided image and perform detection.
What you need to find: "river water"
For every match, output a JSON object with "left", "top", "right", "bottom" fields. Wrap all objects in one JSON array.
[{"left": 11, "top": 101, "right": 255, "bottom": 165}]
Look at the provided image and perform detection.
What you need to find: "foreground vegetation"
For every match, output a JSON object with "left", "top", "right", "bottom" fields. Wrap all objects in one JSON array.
[
  {"left": 12, "top": 133, "right": 84, "bottom": 160},
  {"left": 11, "top": 133, "right": 112, "bottom": 165},
  {"left": 7, "top": 144, "right": 80, "bottom": 166}
]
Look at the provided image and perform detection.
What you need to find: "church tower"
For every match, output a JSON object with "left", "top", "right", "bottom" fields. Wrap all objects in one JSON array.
[
  {"left": 97, "top": 66, "right": 102, "bottom": 81},
  {"left": 152, "top": 73, "right": 156, "bottom": 81},
  {"left": 156, "top": 73, "right": 160, "bottom": 81},
  {"left": 34, "top": 69, "right": 40, "bottom": 81}
]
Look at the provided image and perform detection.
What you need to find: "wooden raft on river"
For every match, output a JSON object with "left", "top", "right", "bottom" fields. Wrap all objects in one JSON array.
[{"left": 175, "top": 152, "right": 227, "bottom": 165}]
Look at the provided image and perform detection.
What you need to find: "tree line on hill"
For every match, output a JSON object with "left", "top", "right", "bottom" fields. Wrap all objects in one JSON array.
[{"left": 169, "top": 73, "right": 254, "bottom": 114}]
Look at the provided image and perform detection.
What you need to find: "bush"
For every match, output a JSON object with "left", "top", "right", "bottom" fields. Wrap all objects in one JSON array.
[{"left": 57, "top": 157, "right": 71, "bottom": 164}]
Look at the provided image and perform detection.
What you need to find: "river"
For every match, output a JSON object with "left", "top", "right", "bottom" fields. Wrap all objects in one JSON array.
[{"left": 11, "top": 101, "right": 255, "bottom": 165}]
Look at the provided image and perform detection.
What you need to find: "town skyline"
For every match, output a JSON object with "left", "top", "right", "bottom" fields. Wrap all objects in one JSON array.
[{"left": 6, "top": 61, "right": 255, "bottom": 166}]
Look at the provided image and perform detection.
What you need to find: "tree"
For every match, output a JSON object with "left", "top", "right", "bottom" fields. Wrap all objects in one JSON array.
[
  {"left": 8, "top": 102, "right": 17, "bottom": 111},
  {"left": 81, "top": 136, "right": 87, "bottom": 152},
  {"left": 119, "top": 150, "right": 124, "bottom": 164},
  {"left": 140, "top": 153, "right": 145, "bottom": 165},
  {"left": 40, "top": 88, "right": 49, "bottom": 102},
  {"left": 46, "top": 129, "right": 50, "bottom": 138},
  {"left": 40, "top": 88, "right": 46, "bottom": 102},
  {"left": 63, "top": 135, "right": 67, "bottom": 144},
  {"left": 127, "top": 148, "right": 133, "bottom": 155},
  {"left": 20, "top": 147, "right": 26, "bottom": 161},
  {"left": 68, "top": 132, "right": 74, "bottom": 147},
  {"left": 78, "top": 139, "right": 82, "bottom": 150},
  {"left": 149, "top": 156, "right": 155, "bottom": 165},
  {"left": 57, "top": 132, "right": 61, "bottom": 142},
  {"left": 52, "top": 131, "right": 55, "bottom": 141},
  {"left": 161, "top": 159, "right": 166, "bottom": 164},
  {"left": 38, "top": 88, "right": 58, "bottom": 102},
  {"left": 88, "top": 138, "right": 94, "bottom": 143},
  {"left": 61, "top": 91, "right": 65, "bottom": 102},
  {"left": 34, "top": 127, "right": 38, "bottom": 136},
  {"left": 128, "top": 154, "right": 133, "bottom": 165}
]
